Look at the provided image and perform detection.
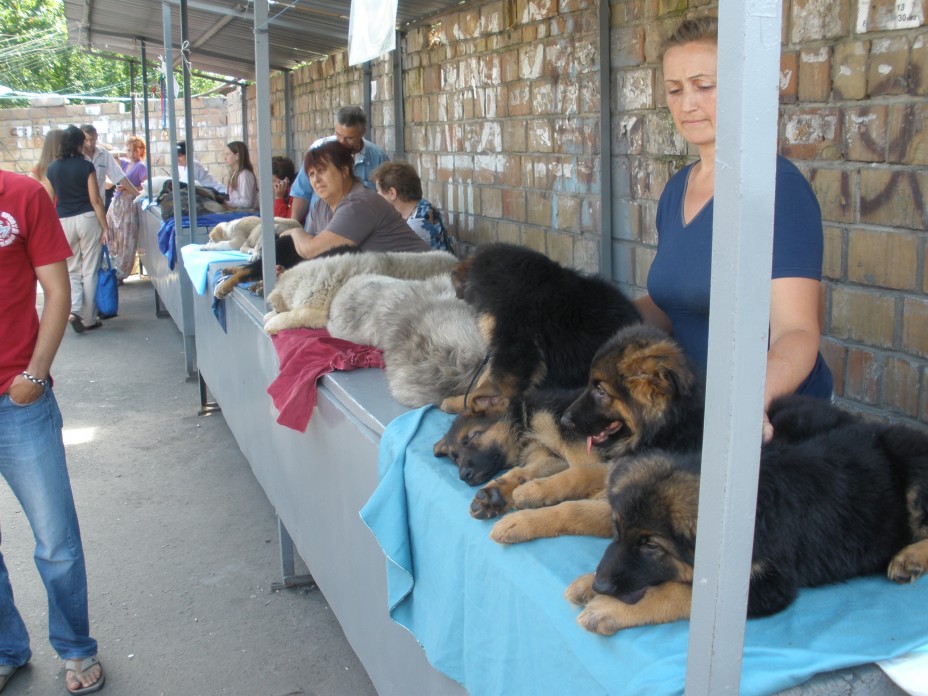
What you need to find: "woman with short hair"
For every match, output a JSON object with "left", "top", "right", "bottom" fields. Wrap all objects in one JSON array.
[
  {"left": 287, "top": 140, "right": 430, "bottom": 260},
  {"left": 371, "top": 161, "right": 454, "bottom": 253}
]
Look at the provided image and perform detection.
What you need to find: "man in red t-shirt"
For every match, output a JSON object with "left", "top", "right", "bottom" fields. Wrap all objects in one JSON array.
[{"left": 0, "top": 169, "right": 106, "bottom": 694}]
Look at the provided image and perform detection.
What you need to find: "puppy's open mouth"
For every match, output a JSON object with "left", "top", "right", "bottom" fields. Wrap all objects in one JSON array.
[
  {"left": 586, "top": 421, "right": 622, "bottom": 453},
  {"left": 617, "top": 588, "right": 646, "bottom": 605}
]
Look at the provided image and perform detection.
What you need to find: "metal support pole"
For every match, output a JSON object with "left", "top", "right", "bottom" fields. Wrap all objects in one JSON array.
[
  {"left": 392, "top": 31, "right": 406, "bottom": 159},
  {"left": 240, "top": 84, "right": 248, "bottom": 143},
  {"left": 272, "top": 518, "right": 316, "bottom": 591},
  {"left": 598, "top": 0, "right": 613, "bottom": 280},
  {"left": 685, "top": 2, "right": 783, "bottom": 693},
  {"left": 140, "top": 39, "right": 154, "bottom": 201},
  {"left": 129, "top": 60, "right": 137, "bottom": 135},
  {"left": 254, "top": 0, "right": 277, "bottom": 298},
  {"left": 362, "top": 61, "right": 373, "bottom": 135},
  {"left": 283, "top": 70, "right": 294, "bottom": 161},
  {"left": 180, "top": 0, "right": 198, "bottom": 238}
]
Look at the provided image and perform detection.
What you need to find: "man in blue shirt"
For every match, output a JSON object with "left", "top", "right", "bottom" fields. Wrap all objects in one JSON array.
[{"left": 290, "top": 106, "right": 389, "bottom": 227}]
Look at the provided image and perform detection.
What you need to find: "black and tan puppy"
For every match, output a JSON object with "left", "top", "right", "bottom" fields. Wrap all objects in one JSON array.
[
  {"left": 436, "top": 325, "right": 706, "bottom": 544},
  {"left": 441, "top": 243, "right": 641, "bottom": 416},
  {"left": 214, "top": 233, "right": 305, "bottom": 298},
  {"left": 566, "top": 395, "right": 928, "bottom": 635}
]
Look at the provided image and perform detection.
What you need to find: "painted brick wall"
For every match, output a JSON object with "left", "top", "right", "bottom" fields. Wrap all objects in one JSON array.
[
  {"left": 0, "top": 97, "right": 229, "bottom": 183},
  {"left": 610, "top": 0, "right": 928, "bottom": 426}
]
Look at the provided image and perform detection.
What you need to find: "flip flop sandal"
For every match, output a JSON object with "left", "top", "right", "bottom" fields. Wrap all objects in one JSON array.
[
  {"left": 64, "top": 656, "right": 105, "bottom": 695},
  {"left": 69, "top": 315, "right": 86, "bottom": 334},
  {"left": 84, "top": 321, "right": 103, "bottom": 331},
  {"left": 0, "top": 664, "right": 22, "bottom": 694}
]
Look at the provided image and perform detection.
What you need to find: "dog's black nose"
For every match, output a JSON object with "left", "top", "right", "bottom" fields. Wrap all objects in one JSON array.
[{"left": 560, "top": 413, "right": 575, "bottom": 429}]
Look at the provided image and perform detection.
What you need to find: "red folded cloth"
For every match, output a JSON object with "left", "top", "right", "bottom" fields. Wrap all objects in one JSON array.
[{"left": 267, "top": 327, "right": 385, "bottom": 432}]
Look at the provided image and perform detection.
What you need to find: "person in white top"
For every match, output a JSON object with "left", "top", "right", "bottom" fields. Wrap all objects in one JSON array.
[
  {"left": 81, "top": 124, "right": 139, "bottom": 202},
  {"left": 222, "top": 140, "right": 257, "bottom": 209},
  {"left": 175, "top": 141, "right": 227, "bottom": 194}
]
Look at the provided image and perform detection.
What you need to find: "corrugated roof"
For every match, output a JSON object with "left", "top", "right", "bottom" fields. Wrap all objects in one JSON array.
[{"left": 62, "top": 0, "right": 465, "bottom": 82}]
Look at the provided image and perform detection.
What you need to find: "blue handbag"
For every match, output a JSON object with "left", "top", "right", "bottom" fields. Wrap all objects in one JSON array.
[{"left": 96, "top": 244, "right": 119, "bottom": 318}]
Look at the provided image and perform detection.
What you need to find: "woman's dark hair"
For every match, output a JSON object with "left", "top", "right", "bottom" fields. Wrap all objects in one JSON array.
[
  {"left": 59, "top": 125, "right": 86, "bottom": 159},
  {"left": 370, "top": 161, "right": 423, "bottom": 202},
  {"left": 661, "top": 16, "right": 718, "bottom": 60},
  {"left": 226, "top": 140, "right": 255, "bottom": 192},
  {"left": 271, "top": 155, "right": 296, "bottom": 183},
  {"left": 304, "top": 139, "right": 356, "bottom": 180}
]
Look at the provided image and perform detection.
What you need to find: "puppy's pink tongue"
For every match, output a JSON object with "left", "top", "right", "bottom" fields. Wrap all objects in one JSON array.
[{"left": 587, "top": 436, "right": 594, "bottom": 454}]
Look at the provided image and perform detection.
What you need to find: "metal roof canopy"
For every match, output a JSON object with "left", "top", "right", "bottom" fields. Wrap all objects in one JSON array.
[{"left": 62, "top": 0, "right": 463, "bottom": 81}]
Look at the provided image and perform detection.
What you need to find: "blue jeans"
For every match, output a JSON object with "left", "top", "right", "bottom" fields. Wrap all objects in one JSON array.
[{"left": 0, "top": 387, "right": 97, "bottom": 668}]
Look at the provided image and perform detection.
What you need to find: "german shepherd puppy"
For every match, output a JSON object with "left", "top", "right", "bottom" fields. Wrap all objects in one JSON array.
[
  {"left": 213, "top": 233, "right": 306, "bottom": 299},
  {"left": 435, "top": 325, "right": 706, "bottom": 544},
  {"left": 566, "top": 395, "right": 928, "bottom": 635},
  {"left": 441, "top": 243, "right": 640, "bottom": 416}
]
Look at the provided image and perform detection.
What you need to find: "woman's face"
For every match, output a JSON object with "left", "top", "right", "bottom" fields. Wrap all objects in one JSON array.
[
  {"left": 662, "top": 41, "right": 718, "bottom": 148},
  {"left": 127, "top": 143, "right": 142, "bottom": 161},
  {"left": 225, "top": 147, "right": 239, "bottom": 168},
  {"left": 308, "top": 159, "right": 348, "bottom": 204}
]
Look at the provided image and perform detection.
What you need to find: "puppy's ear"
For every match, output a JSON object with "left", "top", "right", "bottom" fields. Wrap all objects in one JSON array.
[
  {"left": 433, "top": 435, "right": 450, "bottom": 457},
  {"left": 450, "top": 256, "right": 475, "bottom": 299}
]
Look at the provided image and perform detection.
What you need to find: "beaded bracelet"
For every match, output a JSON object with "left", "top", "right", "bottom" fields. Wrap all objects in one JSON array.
[{"left": 21, "top": 371, "right": 47, "bottom": 387}]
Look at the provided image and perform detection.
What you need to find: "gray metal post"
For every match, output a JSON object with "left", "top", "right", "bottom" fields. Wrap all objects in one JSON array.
[
  {"left": 240, "top": 84, "right": 248, "bottom": 143},
  {"left": 684, "top": 2, "right": 783, "bottom": 693},
  {"left": 163, "top": 1, "right": 197, "bottom": 377},
  {"left": 180, "top": 0, "right": 198, "bottom": 238},
  {"left": 283, "top": 70, "right": 294, "bottom": 161},
  {"left": 254, "top": 0, "right": 277, "bottom": 298},
  {"left": 598, "top": 0, "right": 613, "bottom": 279},
  {"left": 140, "top": 39, "right": 153, "bottom": 201},
  {"left": 130, "top": 60, "right": 137, "bottom": 134},
  {"left": 392, "top": 31, "right": 406, "bottom": 159},
  {"left": 363, "top": 61, "right": 373, "bottom": 135}
]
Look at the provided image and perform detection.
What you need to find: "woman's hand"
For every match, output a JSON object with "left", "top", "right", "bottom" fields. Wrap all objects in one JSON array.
[
  {"left": 273, "top": 177, "right": 289, "bottom": 200},
  {"left": 101, "top": 227, "right": 109, "bottom": 245}
]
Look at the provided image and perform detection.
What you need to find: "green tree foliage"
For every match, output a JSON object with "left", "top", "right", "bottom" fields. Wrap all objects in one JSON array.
[{"left": 0, "top": 0, "right": 218, "bottom": 109}]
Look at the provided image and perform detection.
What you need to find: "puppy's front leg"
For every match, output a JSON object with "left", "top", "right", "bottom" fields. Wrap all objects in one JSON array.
[{"left": 575, "top": 583, "right": 692, "bottom": 635}]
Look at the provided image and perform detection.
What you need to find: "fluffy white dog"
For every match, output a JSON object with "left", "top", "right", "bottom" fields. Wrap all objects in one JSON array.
[
  {"left": 202, "top": 216, "right": 303, "bottom": 255},
  {"left": 328, "top": 274, "right": 486, "bottom": 407},
  {"left": 263, "top": 249, "right": 458, "bottom": 334}
]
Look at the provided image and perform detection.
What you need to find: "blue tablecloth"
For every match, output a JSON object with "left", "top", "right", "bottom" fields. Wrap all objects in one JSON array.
[
  {"left": 179, "top": 244, "right": 250, "bottom": 295},
  {"left": 361, "top": 405, "right": 928, "bottom": 696},
  {"left": 157, "top": 211, "right": 254, "bottom": 270}
]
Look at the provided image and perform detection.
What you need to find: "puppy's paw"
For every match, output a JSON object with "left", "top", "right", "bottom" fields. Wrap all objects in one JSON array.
[
  {"left": 511, "top": 480, "right": 552, "bottom": 509},
  {"left": 490, "top": 511, "right": 540, "bottom": 544},
  {"left": 577, "top": 595, "right": 628, "bottom": 636},
  {"left": 263, "top": 312, "right": 291, "bottom": 335},
  {"left": 249, "top": 280, "right": 264, "bottom": 296},
  {"left": 214, "top": 279, "right": 234, "bottom": 299},
  {"left": 888, "top": 540, "right": 928, "bottom": 583},
  {"left": 470, "top": 484, "right": 509, "bottom": 519},
  {"left": 565, "top": 573, "right": 597, "bottom": 607}
]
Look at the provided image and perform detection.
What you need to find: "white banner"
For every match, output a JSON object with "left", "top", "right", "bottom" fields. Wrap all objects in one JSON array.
[{"left": 348, "top": 0, "right": 398, "bottom": 66}]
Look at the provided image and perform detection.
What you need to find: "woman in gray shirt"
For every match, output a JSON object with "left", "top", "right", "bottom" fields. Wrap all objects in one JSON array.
[{"left": 288, "top": 139, "right": 430, "bottom": 260}]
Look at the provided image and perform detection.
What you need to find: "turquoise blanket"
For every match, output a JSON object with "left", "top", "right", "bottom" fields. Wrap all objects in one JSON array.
[{"left": 360, "top": 405, "right": 928, "bottom": 696}]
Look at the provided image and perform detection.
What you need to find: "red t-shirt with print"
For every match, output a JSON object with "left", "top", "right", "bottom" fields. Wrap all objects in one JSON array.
[{"left": 0, "top": 169, "right": 73, "bottom": 393}]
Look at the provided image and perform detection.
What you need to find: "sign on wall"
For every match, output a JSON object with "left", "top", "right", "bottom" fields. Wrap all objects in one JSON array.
[{"left": 348, "top": 0, "right": 398, "bottom": 66}]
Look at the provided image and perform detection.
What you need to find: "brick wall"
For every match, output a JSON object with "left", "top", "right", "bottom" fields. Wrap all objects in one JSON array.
[{"left": 0, "top": 96, "right": 229, "bottom": 184}]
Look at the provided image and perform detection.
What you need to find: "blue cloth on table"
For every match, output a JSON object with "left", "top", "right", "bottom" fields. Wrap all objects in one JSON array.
[
  {"left": 360, "top": 406, "right": 928, "bottom": 696},
  {"left": 179, "top": 243, "right": 250, "bottom": 295},
  {"left": 156, "top": 211, "right": 254, "bottom": 270}
]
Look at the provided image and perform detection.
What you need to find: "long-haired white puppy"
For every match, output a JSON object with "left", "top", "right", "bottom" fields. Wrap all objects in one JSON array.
[
  {"left": 328, "top": 274, "right": 486, "bottom": 407},
  {"left": 202, "top": 216, "right": 302, "bottom": 254},
  {"left": 263, "top": 249, "right": 458, "bottom": 334}
]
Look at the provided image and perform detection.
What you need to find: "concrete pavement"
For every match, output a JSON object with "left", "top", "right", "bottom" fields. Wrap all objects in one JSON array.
[{"left": 0, "top": 275, "right": 378, "bottom": 696}]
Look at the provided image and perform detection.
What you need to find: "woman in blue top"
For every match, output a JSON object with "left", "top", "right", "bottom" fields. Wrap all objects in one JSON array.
[{"left": 636, "top": 17, "right": 833, "bottom": 441}]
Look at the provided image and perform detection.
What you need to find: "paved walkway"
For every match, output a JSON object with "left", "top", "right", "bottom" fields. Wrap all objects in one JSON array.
[{"left": 0, "top": 275, "right": 377, "bottom": 696}]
